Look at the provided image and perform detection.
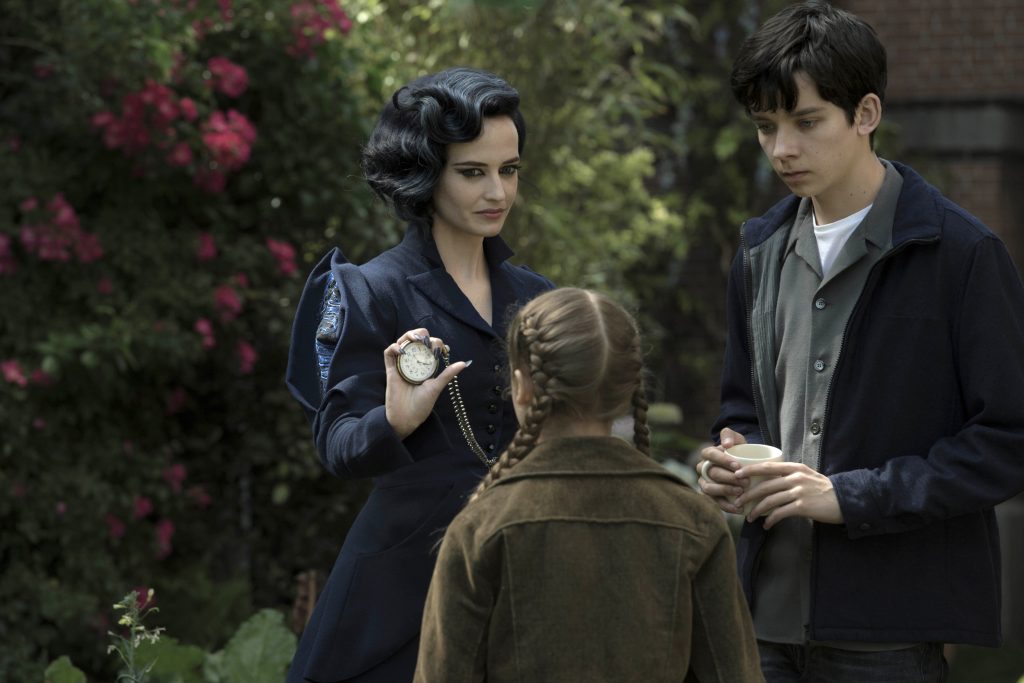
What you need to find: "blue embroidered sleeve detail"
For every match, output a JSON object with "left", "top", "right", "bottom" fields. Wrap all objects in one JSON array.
[{"left": 315, "top": 272, "right": 342, "bottom": 399}]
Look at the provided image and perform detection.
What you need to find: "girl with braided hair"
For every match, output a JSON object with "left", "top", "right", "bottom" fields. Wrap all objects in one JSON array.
[{"left": 414, "top": 287, "right": 763, "bottom": 683}]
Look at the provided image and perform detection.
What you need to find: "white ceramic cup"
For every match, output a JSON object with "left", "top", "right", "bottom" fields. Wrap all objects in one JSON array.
[{"left": 725, "top": 443, "right": 784, "bottom": 516}]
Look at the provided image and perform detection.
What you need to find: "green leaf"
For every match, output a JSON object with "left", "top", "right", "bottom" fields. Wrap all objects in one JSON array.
[
  {"left": 217, "top": 610, "right": 296, "bottom": 683},
  {"left": 270, "top": 483, "right": 290, "bottom": 505},
  {"left": 44, "top": 656, "right": 87, "bottom": 683},
  {"left": 137, "top": 636, "right": 207, "bottom": 683}
]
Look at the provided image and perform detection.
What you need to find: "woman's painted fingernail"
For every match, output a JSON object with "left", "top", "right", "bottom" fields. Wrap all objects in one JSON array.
[
  {"left": 464, "top": 360, "right": 473, "bottom": 368},
  {"left": 398, "top": 346, "right": 406, "bottom": 355}
]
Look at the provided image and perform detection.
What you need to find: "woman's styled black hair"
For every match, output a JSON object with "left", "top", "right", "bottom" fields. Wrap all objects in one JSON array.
[
  {"left": 730, "top": 1, "right": 886, "bottom": 124},
  {"left": 362, "top": 67, "right": 525, "bottom": 227}
]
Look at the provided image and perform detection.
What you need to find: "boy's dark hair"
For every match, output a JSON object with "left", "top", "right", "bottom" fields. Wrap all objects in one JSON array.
[
  {"left": 730, "top": 1, "right": 887, "bottom": 125},
  {"left": 362, "top": 67, "right": 525, "bottom": 227}
]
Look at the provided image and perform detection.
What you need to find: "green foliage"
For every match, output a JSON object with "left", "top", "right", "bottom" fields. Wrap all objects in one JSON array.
[
  {"left": 136, "top": 637, "right": 206, "bottom": 683},
  {"left": 201, "top": 610, "right": 296, "bottom": 683},
  {"left": 45, "top": 605, "right": 296, "bottom": 683},
  {"left": 44, "top": 657, "right": 87, "bottom": 683},
  {"left": 108, "top": 590, "right": 164, "bottom": 683},
  {"left": 1, "top": 0, "right": 381, "bottom": 679}
]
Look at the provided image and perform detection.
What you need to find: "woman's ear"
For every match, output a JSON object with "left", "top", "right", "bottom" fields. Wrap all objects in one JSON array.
[
  {"left": 511, "top": 368, "right": 533, "bottom": 409},
  {"left": 856, "top": 93, "right": 882, "bottom": 137}
]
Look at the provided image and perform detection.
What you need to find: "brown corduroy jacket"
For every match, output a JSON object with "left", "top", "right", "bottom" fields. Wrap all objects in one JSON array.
[{"left": 414, "top": 435, "right": 763, "bottom": 683}]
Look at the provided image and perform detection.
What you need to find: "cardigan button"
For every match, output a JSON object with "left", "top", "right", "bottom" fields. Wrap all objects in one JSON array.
[
  {"left": 487, "top": 403, "right": 498, "bottom": 414},
  {"left": 810, "top": 421, "right": 821, "bottom": 436},
  {"left": 486, "top": 423, "right": 496, "bottom": 434},
  {"left": 815, "top": 297, "right": 827, "bottom": 310},
  {"left": 859, "top": 522, "right": 872, "bottom": 532},
  {"left": 813, "top": 359, "right": 826, "bottom": 372}
]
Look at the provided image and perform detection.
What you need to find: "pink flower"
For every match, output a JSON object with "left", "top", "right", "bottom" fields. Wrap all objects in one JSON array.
[
  {"left": 105, "top": 514, "right": 126, "bottom": 540},
  {"left": 165, "top": 387, "right": 187, "bottom": 415},
  {"left": 218, "top": 0, "right": 233, "bottom": 21},
  {"left": 194, "top": 168, "right": 227, "bottom": 194},
  {"left": 166, "top": 142, "right": 193, "bottom": 167},
  {"left": 10, "top": 482, "right": 27, "bottom": 498},
  {"left": 234, "top": 271, "right": 250, "bottom": 288},
  {"left": 196, "top": 233, "right": 217, "bottom": 261},
  {"left": 20, "top": 197, "right": 38, "bottom": 213},
  {"left": 18, "top": 194, "right": 102, "bottom": 264},
  {"left": 237, "top": 340, "right": 258, "bottom": 374},
  {"left": 2, "top": 360, "right": 28, "bottom": 387},
  {"left": 30, "top": 368, "right": 53, "bottom": 386},
  {"left": 179, "top": 97, "right": 198, "bottom": 121},
  {"left": 133, "top": 586, "right": 155, "bottom": 610},
  {"left": 194, "top": 317, "right": 216, "bottom": 349},
  {"left": 8, "top": 136, "right": 20, "bottom": 152},
  {"left": 91, "top": 111, "right": 115, "bottom": 130},
  {"left": 207, "top": 57, "right": 249, "bottom": 98},
  {"left": 132, "top": 495, "right": 154, "bottom": 519},
  {"left": 266, "top": 238, "right": 298, "bottom": 277},
  {"left": 201, "top": 110, "right": 257, "bottom": 173},
  {"left": 34, "top": 62, "right": 53, "bottom": 79},
  {"left": 74, "top": 231, "right": 104, "bottom": 263},
  {"left": 0, "top": 234, "right": 17, "bottom": 276},
  {"left": 187, "top": 485, "right": 212, "bottom": 508},
  {"left": 32, "top": 417, "right": 46, "bottom": 430},
  {"left": 214, "top": 284, "right": 243, "bottom": 321},
  {"left": 97, "top": 277, "right": 114, "bottom": 295},
  {"left": 154, "top": 518, "right": 175, "bottom": 559},
  {"left": 287, "top": 0, "right": 353, "bottom": 58},
  {"left": 56, "top": 501, "right": 67, "bottom": 515},
  {"left": 163, "top": 463, "right": 187, "bottom": 493},
  {"left": 123, "top": 440, "right": 135, "bottom": 455}
]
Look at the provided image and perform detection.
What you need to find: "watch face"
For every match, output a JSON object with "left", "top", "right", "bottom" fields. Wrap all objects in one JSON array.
[{"left": 397, "top": 340, "right": 438, "bottom": 384}]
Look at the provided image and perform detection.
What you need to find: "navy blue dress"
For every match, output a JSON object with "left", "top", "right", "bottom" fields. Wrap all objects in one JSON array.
[{"left": 285, "top": 226, "right": 553, "bottom": 682}]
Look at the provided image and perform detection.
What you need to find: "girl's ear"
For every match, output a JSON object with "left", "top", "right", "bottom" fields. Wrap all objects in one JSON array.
[{"left": 511, "top": 368, "right": 533, "bottom": 408}]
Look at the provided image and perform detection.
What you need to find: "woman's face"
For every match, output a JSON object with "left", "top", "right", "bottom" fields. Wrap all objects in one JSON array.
[{"left": 431, "top": 115, "right": 520, "bottom": 242}]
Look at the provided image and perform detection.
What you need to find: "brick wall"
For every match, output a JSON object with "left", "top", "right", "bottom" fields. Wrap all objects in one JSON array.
[
  {"left": 847, "top": 0, "right": 1023, "bottom": 99},
  {"left": 840, "top": 0, "right": 1024, "bottom": 271}
]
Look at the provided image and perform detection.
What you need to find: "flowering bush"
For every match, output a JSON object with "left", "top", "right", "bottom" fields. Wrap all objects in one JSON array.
[{"left": 0, "top": 0, "right": 395, "bottom": 678}]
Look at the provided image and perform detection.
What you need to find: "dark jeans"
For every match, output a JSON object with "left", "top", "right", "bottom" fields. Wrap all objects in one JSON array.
[{"left": 757, "top": 641, "right": 949, "bottom": 683}]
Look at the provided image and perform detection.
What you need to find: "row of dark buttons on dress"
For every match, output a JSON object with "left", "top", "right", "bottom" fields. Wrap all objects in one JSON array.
[{"left": 485, "top": 364, "right": 504, "bottom": 453}]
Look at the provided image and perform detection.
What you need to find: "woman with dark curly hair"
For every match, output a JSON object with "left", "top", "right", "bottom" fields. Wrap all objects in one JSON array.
[{"left": 284, "top": 67, "right": 553, "bottom": 683}]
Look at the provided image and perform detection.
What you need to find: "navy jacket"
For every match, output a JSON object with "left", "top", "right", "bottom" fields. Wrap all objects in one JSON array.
[
  {"left": 285, "top": 226, "right": 553, "bottom": 681},
  {"left": 713, "top": 162, "right": 1024, "bottom": 645}
]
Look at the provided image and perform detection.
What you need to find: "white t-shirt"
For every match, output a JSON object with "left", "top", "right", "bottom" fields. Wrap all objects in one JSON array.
[{"left": 813, "top": 204, "right": 872, "bottom": 278}]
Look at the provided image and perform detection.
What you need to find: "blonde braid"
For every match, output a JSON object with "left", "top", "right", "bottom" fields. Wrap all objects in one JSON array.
[{"left": 631, "top": 376, "right": 651, "bottom": 456}]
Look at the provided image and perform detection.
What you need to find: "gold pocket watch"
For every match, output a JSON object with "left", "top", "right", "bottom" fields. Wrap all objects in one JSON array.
[
  {"left": 396, "top": 339, "right": 444, "bottom": 385},
  {"left": 395, "top": 339, "right": 495, "bottom": 467}
]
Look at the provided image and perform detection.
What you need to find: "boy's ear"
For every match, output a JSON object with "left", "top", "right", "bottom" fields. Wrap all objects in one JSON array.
[
  {"left": 512, "top": 368, "right": 533, "bottom": 408},
  {"left": 856, "top": 93, "right": 882, "bottom": 137}
]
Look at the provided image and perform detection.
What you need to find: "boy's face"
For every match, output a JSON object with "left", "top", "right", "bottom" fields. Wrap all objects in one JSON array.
[{"left": 749, "top": 72, "right": 875, "bottom": 212}]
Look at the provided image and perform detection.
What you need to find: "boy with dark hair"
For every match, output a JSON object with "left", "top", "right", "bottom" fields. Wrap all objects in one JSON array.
[{"left": 698, "top": 1, "right": 1024, "bottom": 681}]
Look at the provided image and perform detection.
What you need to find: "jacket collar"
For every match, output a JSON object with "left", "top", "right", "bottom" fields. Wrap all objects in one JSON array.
[
  {"left": 744, "top": 159, "right": 944, "bottom": 251},
  {"left": 397, "top": 223, "right": 515, "bottom": 270},
  {"left": 492, "top": 436, "right": 683, "bottom": 486},
  {"left": 400, "top": 224, "right": 517, "bottom": 338}
]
